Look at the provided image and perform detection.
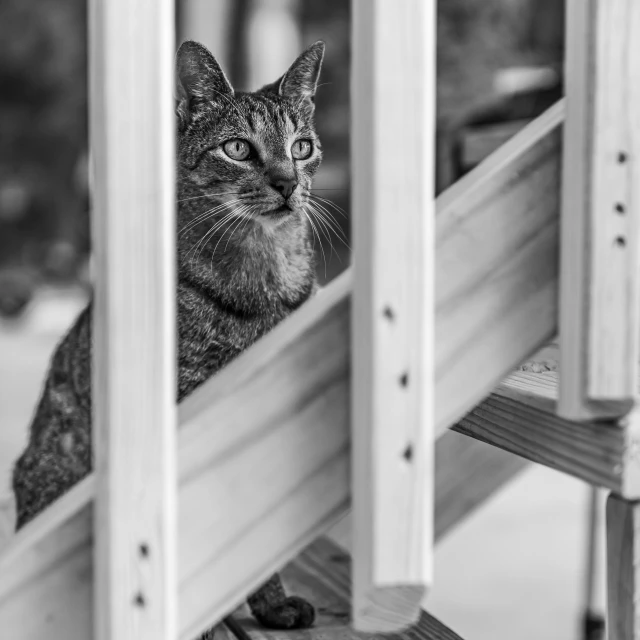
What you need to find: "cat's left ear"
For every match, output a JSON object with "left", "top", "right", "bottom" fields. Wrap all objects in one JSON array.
[{"left": 262, "top": 41, "right": 325, "bottom": 107}]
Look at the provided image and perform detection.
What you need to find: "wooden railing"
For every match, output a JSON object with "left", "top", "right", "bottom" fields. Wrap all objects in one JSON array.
[{"left": 2, "top": 0, "right": 640, "bottom": 639}]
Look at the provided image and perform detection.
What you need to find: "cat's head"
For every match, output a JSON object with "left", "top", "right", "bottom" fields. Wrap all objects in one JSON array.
[{"left": 175, "top": 40, "right": 324, "bottom": 234}]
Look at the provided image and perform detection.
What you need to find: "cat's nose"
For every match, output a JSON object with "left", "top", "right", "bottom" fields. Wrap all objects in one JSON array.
[{"left": 271, "top": 177, "right": 298, "bottom": 199}]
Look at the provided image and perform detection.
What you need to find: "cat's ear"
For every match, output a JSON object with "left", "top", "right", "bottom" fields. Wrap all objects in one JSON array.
[
  {"left": 175, "top": 40, "right": 233, "bottom": 125},
  {"left": 261, "top": 41, "right": 325, "bottom": 107}
]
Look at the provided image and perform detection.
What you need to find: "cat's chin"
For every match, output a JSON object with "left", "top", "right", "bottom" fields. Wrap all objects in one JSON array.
[{"left": 256, "top": 206, "right": 296, "bottom": 231}]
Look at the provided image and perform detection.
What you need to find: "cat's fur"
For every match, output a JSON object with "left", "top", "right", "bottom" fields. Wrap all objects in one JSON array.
[{"left": 12, "top": 40, "right": 325, "bottom": 635}]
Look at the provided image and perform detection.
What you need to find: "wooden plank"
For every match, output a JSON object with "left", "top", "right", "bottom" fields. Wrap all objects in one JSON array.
[
  {"left": 559, "top": 0, "right": 640, "bottom": 419},
  {"left": 351, "top": 0, "right": 435, "bottom": 631},
  {"left": 0, "top": 494, "right": 15, "bottom": 552},
  {"left": 606, "top": 494, "right": 640, "bottom": 640},
  {"left": 228, "top": 537, "right": 465, "bottom": 640},
  {"left": 436, "top": 100, "right": 562, "bottom": 432},
  {"left": 89, "top": 0, "right": 177, "bottom": 638},
  {"left": 327, "top": 431, "right": 528, "bottom": 551},
  {"left": 453, "top": 365, "right": 640, "bottom": 498},
  {"left": 0, "top": 102, "right": 566, "bottom": 639}
]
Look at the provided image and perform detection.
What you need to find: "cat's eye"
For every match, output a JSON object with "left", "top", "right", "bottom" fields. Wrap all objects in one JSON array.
[
  {"left": 291, "top": 139, "right": 313, "bottom": 160},
  {"left": 223, "top": 139, "right": 251, "bottom": 161}
]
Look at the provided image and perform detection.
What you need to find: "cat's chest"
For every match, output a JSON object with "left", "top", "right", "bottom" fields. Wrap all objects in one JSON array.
[{"left": 176, "top": 285, "right": 281, "bottom": 380}]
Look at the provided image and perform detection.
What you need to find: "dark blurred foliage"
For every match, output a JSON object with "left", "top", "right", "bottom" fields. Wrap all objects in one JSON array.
[
  {"left": 0, "top": 0, "right": 564, "bottom": 297},
  {"left": 0, "top": 0, "right": 88, "bottom": 286}
]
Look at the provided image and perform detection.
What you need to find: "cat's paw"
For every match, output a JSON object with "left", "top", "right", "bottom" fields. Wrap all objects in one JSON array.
[{"left": 253, "top": 595, "right": 315, "bottom": 630}]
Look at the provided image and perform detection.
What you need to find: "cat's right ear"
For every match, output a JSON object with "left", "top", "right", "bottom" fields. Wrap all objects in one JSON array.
[{"left": 175, "top": 41, "right": 234, "bottom": 128}]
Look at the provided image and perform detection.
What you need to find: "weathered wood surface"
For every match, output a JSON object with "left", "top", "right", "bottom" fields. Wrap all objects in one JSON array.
[
  {"left": 560, "top": 0, "right": 640, "bottom": 420},
  {"left": 0, "top": 101, "right": 566, "bottom": 639},
  {"left": 89, "top": 0, "right": 177, "bottom": 637},
  {"left": 455, "top": 367, "right": 640, "bottom": 498},
  {"left": 227, "top": 537, "right": 465, "bottom": 640},
  {"left": 606, "top": 494, "right": 640, "bottom": 640},
  {"left": 351, "top": 0, "right": 435, "bottom": 631}
]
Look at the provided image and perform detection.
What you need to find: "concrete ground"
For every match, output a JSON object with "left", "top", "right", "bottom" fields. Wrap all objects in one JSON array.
[{"left": 0, "top": 289, "right": 606, "bottom": 640}]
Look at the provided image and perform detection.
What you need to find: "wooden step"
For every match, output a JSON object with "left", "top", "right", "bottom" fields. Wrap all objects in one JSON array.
[
  {"left": 225, "top": 537, "right": 464, "bottom": 640},
  {"left": 453, "top": 341, "right": 640, "bottom": 499}
]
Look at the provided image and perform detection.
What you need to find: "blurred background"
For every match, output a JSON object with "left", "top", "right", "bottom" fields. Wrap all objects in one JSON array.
[{"left": 0, "top": 1, "right": 604, "bottom": 639}]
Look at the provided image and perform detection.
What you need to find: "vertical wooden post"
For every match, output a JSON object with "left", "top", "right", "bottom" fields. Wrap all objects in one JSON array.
[
  {"left": 606, "top": 494, "right": 640, "bottom": 639},
  {"left": 89, "top": 0, "right": 177, "bottom": 638},
  {"left": 351, "top": 0, "right": 435, "bottom": 632},
  {"left": 559, "top": 0, "right": 640, "bottom": 420}
]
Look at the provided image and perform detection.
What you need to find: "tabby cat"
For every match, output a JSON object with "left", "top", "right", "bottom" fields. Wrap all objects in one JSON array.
[{"left": 12, "top": 39, "right": 326, "bottom": 635}]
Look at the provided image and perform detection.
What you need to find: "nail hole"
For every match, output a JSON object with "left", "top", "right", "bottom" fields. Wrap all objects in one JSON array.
[
  {"left": 382, "top": 306, "right": 394, "bottom": 321},
  {"left": 615, "top": 203, "right": 626, "bottom": 214},
  {"left": 403, "top": 444, "right": 413, "bottom": 462},
  {"left": 134, "top": 592, "right": 145, "bottom": 607},
  {"left": 139, "top": 543, "right": 149, "bottom": 558},
  {"left": 618, "top": 152, "right": 628, "bottom": 163},
  {"left": 399, "top": 372, "right": 409, "bottom": 387},
  {"left": 615, "top": 236, "right": 626, "bottom": 247}
]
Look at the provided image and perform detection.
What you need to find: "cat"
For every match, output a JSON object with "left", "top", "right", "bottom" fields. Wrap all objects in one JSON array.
[{"left": 11, "top": 39, "right": 326, "bottom": 636}]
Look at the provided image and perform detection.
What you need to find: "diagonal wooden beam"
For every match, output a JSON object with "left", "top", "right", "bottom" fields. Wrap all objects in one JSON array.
[{"left": 0, "top": 101, "right": 564, "bottom": 640}]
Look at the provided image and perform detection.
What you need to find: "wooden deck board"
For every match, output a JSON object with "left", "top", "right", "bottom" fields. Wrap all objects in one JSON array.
[
  {"left": 455, "top": 339, "right": 640, "bottom": 498},
  {"left": 228, "top": 537, "right": 464, "bottom": 640}
]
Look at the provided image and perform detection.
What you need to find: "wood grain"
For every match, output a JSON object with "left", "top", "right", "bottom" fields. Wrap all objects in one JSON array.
[
  {"left": 453, "top": 366, "right": 640, "bottom": 498},
  {"left": 326, "top": 431, "right": 528, "bottom": 551},
  {"left": 228, "top": 537, "right": 465, "bottom": 640},
  {"left": 559, "top": 0, "right": 640, "bottom": 418},
  {"left": 0, "top": 102, "right": 567, "bottom": 639},
  {"left": 89, "top": 0, "right": 177, "bottom": 638},
  {"left": 350, "top": 0, "right": 435, "bottom": 631},
  {"left": 606, "top": 494, "right": 640, "bottom": 640},
  {"left": 436, "top": 100, "right": 562, "bottom": 434}
]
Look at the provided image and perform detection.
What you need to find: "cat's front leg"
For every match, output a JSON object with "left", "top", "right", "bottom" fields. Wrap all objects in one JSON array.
[{"left": 246, "top": 573, "right": 315, "bottom": 629}]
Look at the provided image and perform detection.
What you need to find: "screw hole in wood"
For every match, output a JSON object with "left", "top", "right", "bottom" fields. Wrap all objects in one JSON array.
[
  {"left": 382, "top": 306, "right": 395, "bottom": 321},
  {"left": 133, "top": 592, "right": 146, "bottom": 608},
  {"left": 615, "top": 203, "right": 626, "bottom": 214},
  {"left": 615, "top": 236, "right": 626, "bottom": 247},
  {"left": 618, "top": 151, "right": 628, "bottom": 163},
  {"left": 403, "top": 444, "right": 413, "bottom": 462}
]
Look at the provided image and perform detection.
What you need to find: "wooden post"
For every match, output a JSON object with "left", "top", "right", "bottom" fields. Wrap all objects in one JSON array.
[
  {"left": 89, "top": 0, "right": 177, "bottom": 638},
  {"left": 351, "top": 0, "right": 435, "bottom": 632},
  {"left": 559, "top": 0, "right": 640, "bottom": 420},
  {"left": 606, "top": 494, "right": 640, "bottom": 639}
]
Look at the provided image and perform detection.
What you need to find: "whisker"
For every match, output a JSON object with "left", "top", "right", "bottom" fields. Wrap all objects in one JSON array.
[
  {"left": 223, "top": 205, "right": 254, "bottom": 253},
  {"left": 303, "top": 206, "right": 328, "bottom": 278},
  {"left": 179, "top": 199, "right": 241, "bottom": 237},
  {"left": 211, "top": 204, "right": 248, "bottom": 260},
  {"left": 307, "top": 204, "right": 341, "bottom": 265},
  {"left": 188, "top": 209, "right": 237, "bottom": 267},
  {"left": 307, "top": 201, "right": 350, "bottom": 251},
  {"left": 308, "top": 193, "right": 349, "bottom": 218}
]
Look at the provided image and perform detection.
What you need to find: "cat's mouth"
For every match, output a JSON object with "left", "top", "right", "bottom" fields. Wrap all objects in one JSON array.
[{"left": 262, "top": 204, "right": 293, "bottom": 218}]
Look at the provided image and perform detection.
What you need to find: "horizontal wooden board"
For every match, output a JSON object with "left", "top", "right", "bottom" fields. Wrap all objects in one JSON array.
[{"left": 454, "top": 365, "right": 640, "bottom": 498}]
